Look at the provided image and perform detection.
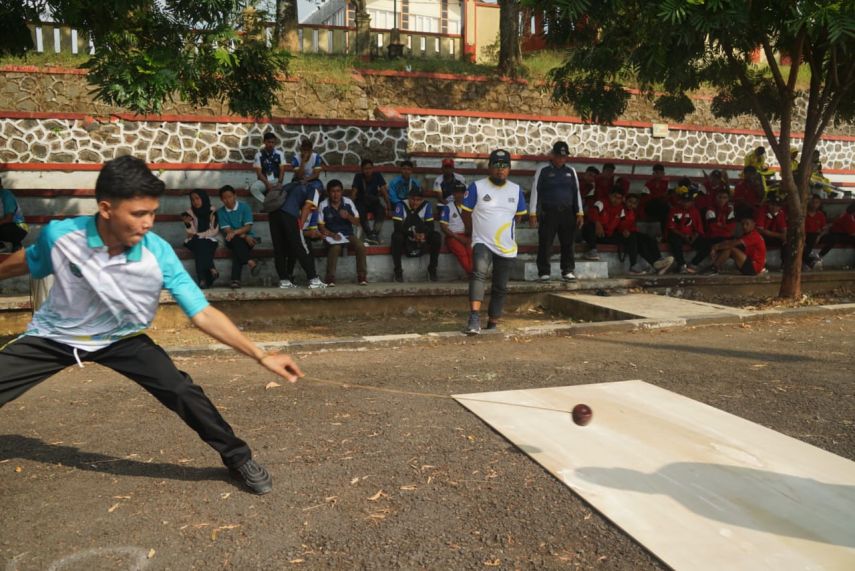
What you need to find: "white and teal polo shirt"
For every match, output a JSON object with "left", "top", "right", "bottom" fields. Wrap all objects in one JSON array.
[{"left": 25, "top": 216, "right": 209, "bottom": 351}]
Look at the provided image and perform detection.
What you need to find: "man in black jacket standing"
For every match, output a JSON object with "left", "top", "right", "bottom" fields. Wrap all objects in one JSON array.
[{"left": 529, "top": 141, "right": 584, "bottom": 282}]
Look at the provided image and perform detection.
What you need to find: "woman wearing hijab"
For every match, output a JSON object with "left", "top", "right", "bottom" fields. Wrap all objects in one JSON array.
[{"left": 182, "top": 189, "right": 220, "bottom": 288}]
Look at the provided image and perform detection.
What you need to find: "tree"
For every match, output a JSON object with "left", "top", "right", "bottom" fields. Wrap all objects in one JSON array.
[
  {"left": 0, "top": 1, "right": 290, "bottom": 118},
  {"left": 497, "top": 0, "right": 523, "bottom": 77},
  {"left": 273, "top": 0, "right": 298, "bottom": 51},
  {"left": 527, "top": 0, "right": 855, "bottom": 298}
]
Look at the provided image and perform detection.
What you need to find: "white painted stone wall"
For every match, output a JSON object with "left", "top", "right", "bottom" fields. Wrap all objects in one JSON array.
[
  {"left": 1, "top": 114, "right": 853, "bottom": 170},
  {"left": 408, "top": 115, "right": 855, "bottom": 169},
  {"left": 0, "top": 118, "right": 408, "bottom": 166}
]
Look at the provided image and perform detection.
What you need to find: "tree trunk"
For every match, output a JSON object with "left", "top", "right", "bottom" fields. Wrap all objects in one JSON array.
[
  {"left": 497, "top": 0, "right": 522, "bottom": 77},
  {"left": 274, "top": 0, "right": 299, "bottom": 51},
  {"left": 779, "top": 179, "right": 805, "bottom": 299}
]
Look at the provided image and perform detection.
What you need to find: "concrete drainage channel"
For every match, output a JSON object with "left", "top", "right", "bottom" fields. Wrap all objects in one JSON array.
[
  {"left": 1, "top": 275, "right": 852, "bottom": 355},
  {"left": 163, "top": 291, "right": 855, "bottom": 357}
]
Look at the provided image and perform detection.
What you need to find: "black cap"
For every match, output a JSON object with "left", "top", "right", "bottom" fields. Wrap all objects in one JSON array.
[
  {"left": 488, "top": 149, "right": 512, "bottom": 167},
  {"left": 551, "top": 141, "right": 569, "bottom": 156}
]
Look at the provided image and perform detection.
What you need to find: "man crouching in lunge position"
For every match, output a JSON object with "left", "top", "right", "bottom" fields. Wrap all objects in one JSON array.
[{"left": 0, "top": 156, "right": 304, "bottom": 495}]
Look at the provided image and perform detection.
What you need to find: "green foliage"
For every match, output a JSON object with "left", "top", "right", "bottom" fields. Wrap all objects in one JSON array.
[
  {"left": 527, "top": 0, "right": 855, "bottom": 127},
  {"left": 3, "top": 1, "right": 290, "bottom": 117}
]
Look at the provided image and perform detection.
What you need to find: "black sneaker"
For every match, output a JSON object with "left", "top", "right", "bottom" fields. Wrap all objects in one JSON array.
[
  {"left": 428, "top": 269, "right": 438, "bottom": 282},
  {"left": 465, "top": 312, "right": 481, "bottom": 335},
  {"left": 229, "top": 459, "right": 272, "bottom": 495},
  {"left": 485, "top": 320, "right": 498, "bottom": 330},
  {"left": 394, "top": 269, "right": 404, "bottom": 283}
]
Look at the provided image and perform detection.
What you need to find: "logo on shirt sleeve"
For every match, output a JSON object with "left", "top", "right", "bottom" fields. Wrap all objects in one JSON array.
[{"left": 69, "top": 262, "right": 83, "bottom": 278}]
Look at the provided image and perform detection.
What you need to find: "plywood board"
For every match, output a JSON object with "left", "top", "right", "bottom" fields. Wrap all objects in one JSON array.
[{"left": 454, "top": 381, "right": 855, "bottom": 571}]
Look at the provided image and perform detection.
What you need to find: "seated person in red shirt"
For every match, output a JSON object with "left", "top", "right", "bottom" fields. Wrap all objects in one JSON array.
[
  {"left": 755, "top": 193, "right": 788, "bottom": 263},
  {"left": 708, "top": 216, "right": 766, "bottom": 276},
  {"left": 817, "top": 202, "right": 855, "bottom": 265},
  {"left": 733, "top": 166, "right": 764, "bottom": 218},
  {"left": 593, "top": 163, "right": 617, "bottom": 204},
  {"left": 641, "top": 164, "right": 670, "bottom": 236},
  {"left": 582, "top": 186, "right": 627, "bottom": 261},
  {"left": 708, "top": 214, "right": 767, "bottom": 276},
  {"left": 665, "top": 187, "right": 706, "bottom": 273},
  {"left": 580, "top": 166, "right": 599, "bottom": 208},
  {"left": 622, "top": 194, "right": 674, "bottom": 275},
  {"left": 687, "top": 188, "right": 736, "bottom": 273},
  {"left": 803, "top": 194, "right": 827, "bottom": 269}
]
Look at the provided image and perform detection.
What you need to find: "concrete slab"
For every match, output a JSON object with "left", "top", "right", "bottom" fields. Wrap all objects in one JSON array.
[
  {"left": 454, "top": 381, "right": 855, "bottom": 571},
  {"left": 548, "top": 292, "right": 753, "bottom": 322}
]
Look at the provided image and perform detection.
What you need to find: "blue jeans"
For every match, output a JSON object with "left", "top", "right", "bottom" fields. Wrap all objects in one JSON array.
[{"left": 469, "top": 243, "right": 514, "bottom": 320}]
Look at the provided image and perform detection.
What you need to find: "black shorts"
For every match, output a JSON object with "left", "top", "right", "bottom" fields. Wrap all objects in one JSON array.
[{"left": 738, "top": 258, "right": 758, "bottom": 276}]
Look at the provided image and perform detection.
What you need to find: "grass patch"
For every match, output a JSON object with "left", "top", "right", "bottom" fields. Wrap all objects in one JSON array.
[{"left": 0, "top": 51, "right": 90, "bottom": 68}]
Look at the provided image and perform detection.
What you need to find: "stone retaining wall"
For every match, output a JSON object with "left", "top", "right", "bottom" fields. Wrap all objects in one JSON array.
[
  {"left": 407, "top": 114, "right": 855, "bottom": 169},
  {"left": 0, "top": 116, "right": 407, "bottom": 166},
  {"left": 2, "top": 69, "right": 854, "bottom": 138}
]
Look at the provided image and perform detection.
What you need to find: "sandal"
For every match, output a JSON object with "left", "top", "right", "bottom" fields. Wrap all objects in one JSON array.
[
  {"left": 248, "top": 260, "right": 261, "bottom": 277},
  {"left": 210, "top": 268, "right": 219, "bottom": 283},
  {"left": 230, "top": 280, "right": 241, "bottom": 289}
]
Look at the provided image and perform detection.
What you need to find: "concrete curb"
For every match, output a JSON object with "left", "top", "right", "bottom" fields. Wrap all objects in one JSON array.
[{"left": 162, "top": 303, "right": 855, "bottom": 357}]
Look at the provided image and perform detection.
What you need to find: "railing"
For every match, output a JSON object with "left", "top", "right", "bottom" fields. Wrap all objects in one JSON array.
[
  {"left": 26, "top": 23, "right": 93, "bottom": 55},
  {"left": 296, "top": 24, "right": 461, "bottom": 59}
]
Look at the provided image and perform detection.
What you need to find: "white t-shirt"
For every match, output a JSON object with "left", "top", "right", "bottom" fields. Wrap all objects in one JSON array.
[{"left": 461, "top": 178, "right": 528, "bottom": 257}]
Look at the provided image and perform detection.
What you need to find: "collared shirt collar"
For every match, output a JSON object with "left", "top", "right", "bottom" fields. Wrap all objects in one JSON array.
[
  {"left": 86, "top": 215, "right": 143, "bottom": 262},
  {"left": 225, "top": 201, "right": 241, "bottom": 213}
]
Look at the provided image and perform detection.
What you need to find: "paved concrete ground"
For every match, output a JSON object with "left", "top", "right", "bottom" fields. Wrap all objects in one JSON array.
[{"left": 1, "top": 312, "right": 853, "bottom": 570}]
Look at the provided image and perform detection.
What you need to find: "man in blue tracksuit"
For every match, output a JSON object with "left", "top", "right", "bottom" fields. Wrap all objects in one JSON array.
[{"left": 529, "top": 141, "right": 585, "bottom": 282}]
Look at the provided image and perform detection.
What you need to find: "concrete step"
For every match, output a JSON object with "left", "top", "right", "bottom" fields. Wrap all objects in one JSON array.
[{"left": 510, "top": 257, "right": 609, "bottom": 281}]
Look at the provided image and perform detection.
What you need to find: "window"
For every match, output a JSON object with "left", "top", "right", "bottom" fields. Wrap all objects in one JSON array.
[
  {"left": 409, "top": 15, "right": 439, "bottom": 33},
  {"left": 369, "top": 9, "right": 396, "bottom": 29},
  {"left": 447, "top": 19, "right": 460, "bottom": 35}
]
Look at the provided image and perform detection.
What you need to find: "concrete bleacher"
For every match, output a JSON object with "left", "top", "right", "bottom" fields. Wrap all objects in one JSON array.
[{"left": 1, "top": 156, "right": 853, "bottom": 294}]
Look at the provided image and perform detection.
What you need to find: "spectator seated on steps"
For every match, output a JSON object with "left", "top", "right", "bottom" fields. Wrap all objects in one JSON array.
[
  {"left": 707, "top": 213, "right": 767, "bottom": 276},
  {"left": 579, "top": 166, "right": 600, "bottom": 209},
  {"left": 216, "top": 185, "right": 260, "bottom": 289},
  {"left": 665, "top": 185, "right": 707, "bottom": 274},
  {"left": 754, "top": 193, "right": 788, "bottom": 264},
  {"left": 686, "top": 188, "right": 736, "bottom": 273},
  {"left": 350, "top": 158, "right": 389, "bottom": 246},
  {"left": 181, "top": 189, "right": 220, "bottom": 289},
  {"left": 815, "top": 202, "right": 855, "bottom": 268},
  {"left": 433, "top": 158, "right": 466, "bottom": 205},
  {"left": 639, "top": 163, "right": 670, "bottom": 237},
  {"left": 621, "top": 194, "right": 675, "bottom": 275},
  {"left": 287, "top": 138, "right": 325, "bottom": 200},
  {"left": 733, "top": 166, "right": 764, "bottom": 218},
  {"left": 582, "top": 185, "right": 629, "bottom": 262},
  {"left": 390, "top": 188, "right": 441, "bottom": 283},
  {"left": 743, "top": 145, "right": 774, "bottom": 196},
  {"left": 387, "top": 160, "right": 422, "bottom": 209},
  {"left": 803, "top": 194, "right": 827, "bottom": 270},
  {"left": 0, "top": 183, "right": 28, "bottom": 253},
  {"left": 318, "top": 179, "right": 368, "bottom": 287},
  {"left": 439, "top": 181, "right": 473, "bottom": 276}
]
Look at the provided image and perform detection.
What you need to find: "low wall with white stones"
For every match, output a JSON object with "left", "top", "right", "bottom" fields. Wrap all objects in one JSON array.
[
  {"left": 1, "top": 112, "right": 853, "bottom": 172},
  {"left": 407, "top": 114, "right": 855, "bottom": 170},
  {"left": 0, "top": 115, "right": 408, "bottom": 166}
]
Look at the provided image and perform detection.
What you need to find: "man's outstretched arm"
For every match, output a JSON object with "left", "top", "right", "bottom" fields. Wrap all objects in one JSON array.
[
  {"left": 0, "top": 249, "right": 29, "bottom": 281},
  {"left": 190, "top": 305, "right": 304, "bottom": 383}
]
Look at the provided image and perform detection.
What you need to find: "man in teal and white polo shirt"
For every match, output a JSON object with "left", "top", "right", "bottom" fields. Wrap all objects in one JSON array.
[
  {"left": 461, "top": 149, "right": 528, "bottom": 335},
  {"left": 0, "top": 156, "right": 304, "bottom": 495},
  {"left": 0, "top": 183, "right": 28, "bottom": 252}
]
